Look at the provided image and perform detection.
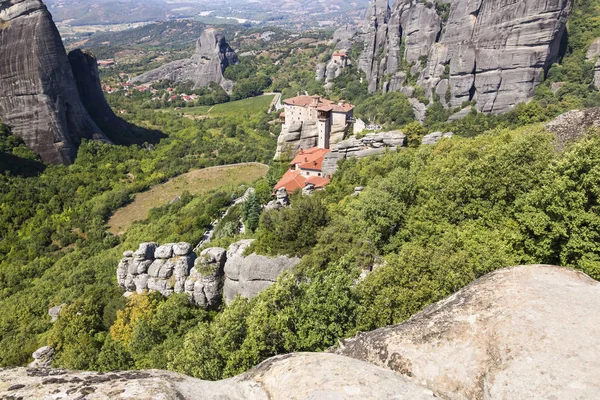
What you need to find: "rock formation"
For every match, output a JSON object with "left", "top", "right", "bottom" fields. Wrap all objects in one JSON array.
[
  {"left": 132, "top": 29, "right": 239, "bottom": 92},
  {"left": 0, "top": 0, "right": 110, "bottom": 164},
  {"left": 586, "top": 38, "right": 600, "bottom": 90},
  {"left": 117, "top": 240, "right": 300, "bottom": 307},
  {"left": 359, "top": 0, "right": 391, "bottom": 93},
  {"left": 67, "top": 49, "right": 137, "bottom": 144},
  {"left": 545, "top": 106, "right": 600, "bottom": 150},
  {"left": 0, "top": 353, "right": 436, "bottom": 399},
  {"left": 421, "top": 131, "right": 454, "bottom": 145},
  {"left": 359, "top": 0, "right": 573, "bottom": 114},
  {"left": 322, "top": 131, "right": 407, "bottom": 175},
  {"left": 5, "top": 265, "right": 600, "bottom": 399},
  {"left": 335, "top": 265, "right": 600, "bottom": 399},
  {"left": 223, "top": 240, "right": 301, "bottom": 305},
  {"left": 28, "top": 346, "right": 54, "bottom": 368}
]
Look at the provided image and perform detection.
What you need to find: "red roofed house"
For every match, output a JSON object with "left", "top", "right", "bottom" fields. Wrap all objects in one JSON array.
[
  {"left": 331, "top": 51, "right": 348, "bottom": 68},
  {"left": 274, "top": 147, "right": 332, "bottom": 194}
]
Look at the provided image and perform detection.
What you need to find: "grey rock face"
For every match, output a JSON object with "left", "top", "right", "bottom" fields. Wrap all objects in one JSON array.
[
  {"left": 0, "top": 0, "right": 110, "bottom": 164},
  {"left": 421, "top": 131, "right": 453, "bottom": 145},
  {"left": 185, "top": 247, "right": 227, "bottom": 309},
  {"left": 545, "top": 107, "right": 600, "bottom": 150},
  {"left": 118, "top": 240, "right": 296, "bottom": 308},
  {"left": 133, "top": 29, "right": 239, "bottom": 92},
  {"left": 67, "top": 49, "right": 136, "bottom": 144},
  {"left": 335, "top": 265, "right": 600, "bottom": 400},
  {"left": 587, "top": 38, "right": 600, "bottom": 90},
  {"left": 28, "top": 346, "right": 54, "bottom": 368},
  {"left": 48, "top": 304, "right": 65, "bottom": 323},
  {"left": 1, "top": 353, "right": 436, "bottom": 399},
  {"left": 223, "top": 240, "right": 301, "bottom": 305},
  {"left": 359, "top": 0, "right": 572, "bottom": 114},
  {"left": 322, "top": 131, "right": 406, "bottom": 175}
]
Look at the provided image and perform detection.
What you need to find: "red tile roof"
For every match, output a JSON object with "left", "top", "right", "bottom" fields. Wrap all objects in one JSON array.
[
  {"left": 290, "top": 147, "right": 331, "bottom": 171},
  {"left": 283, "top": 95, "right": 354, "bottom": 113},
  {"left": 274, "top": 170, "right": 331, "bottom": 193}
]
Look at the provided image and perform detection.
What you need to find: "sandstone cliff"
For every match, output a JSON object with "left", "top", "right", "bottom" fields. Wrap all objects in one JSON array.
[
  {"left": 0, "top": 0, "right": 112, "bottom": 165},
  {"left": 360, "top": 0, "right": 572, "bottom": 114},
  {"left": 3, "top": 265, "right": 600, "bottom": 399},
  {"left": 132, "top": 29, "right": 239, "bottom": 92},
  {"left": 335, "top": 265, "right": 600, "bottom": 399},
  {"left": 67, "top": 49, "right": 138, "bottom": 144}
]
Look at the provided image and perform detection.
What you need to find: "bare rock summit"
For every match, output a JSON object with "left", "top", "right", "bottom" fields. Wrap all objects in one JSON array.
[
  {"left": 133, "top": 29, "right": 239, "bottom": 92},
  {"left": 334, "top": 265, "right": 600, "bottom": 399}
]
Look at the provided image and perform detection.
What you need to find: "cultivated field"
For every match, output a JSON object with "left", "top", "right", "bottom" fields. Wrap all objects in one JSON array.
[
  {"left": 164, "top": 95, "right": 275, "bottom": 119},
  {"left": 107, "top": 162, "right": 269, "bottom": 235}
]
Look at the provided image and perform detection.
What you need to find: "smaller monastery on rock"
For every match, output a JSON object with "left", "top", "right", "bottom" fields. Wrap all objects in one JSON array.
[{"left": 274, "top": 95, "right": 355, "bottom": 193}]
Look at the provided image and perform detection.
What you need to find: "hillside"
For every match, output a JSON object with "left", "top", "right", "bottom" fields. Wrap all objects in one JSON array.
[{"left": 3, "top": 0, "right": 600, "bottom": 396}]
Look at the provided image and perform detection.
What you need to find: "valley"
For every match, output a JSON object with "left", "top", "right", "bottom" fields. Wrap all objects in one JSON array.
[{"left": 2, "top": 0, "right": 600, "bottom": 398}]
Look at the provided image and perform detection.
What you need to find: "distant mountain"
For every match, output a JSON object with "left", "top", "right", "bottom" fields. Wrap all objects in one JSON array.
[{"left": 44, "top": 0, "right": 370, "bottom": 28}]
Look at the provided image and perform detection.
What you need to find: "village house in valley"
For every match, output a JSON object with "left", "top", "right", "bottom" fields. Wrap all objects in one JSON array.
[{"left": 274, "top": 95, "right": 354, "bottom": 193}]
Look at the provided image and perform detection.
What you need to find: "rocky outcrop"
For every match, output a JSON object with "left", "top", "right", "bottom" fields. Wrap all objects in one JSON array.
[
  {"left": 117, "top": 242, "right": 195, "bottom": 299},
  {"left": 421, "top": 131, "right": 453, "bottom": 145},
  {"left": 0, "top": 0, "right": 110, "bottom": 164},
  {"left": 223, "top": 240, "right": 301, "bottom": 305},
  {"left": 545, "top": 107, "right": 600, "bottom": 150},
  {"left": 322, "top": 131, "right": 406, "bottom": 175},
  {"left": 67, "top": 49, "right": 137, "bottom": 144},
  {"left": 359, "top": 0, "right": 572, "bottom": 114},
  {"left": 335, "top": 265, "right": 600, "bottom": 399},
  {"left": 28, "top": 346, "right": 54, "bottom": 368},
  {"left": 0, "top": 353, "right": 436, "bottom": 399},
  {"left": 333, "top": 24, "right": 359, "bottom": 51},
  {"left": 586, "top": 38, "right": 600, "bottom": 90},
  {"left": 48, "top": 304, "right": 65, "bottom": 323},
  {"left": 133, "top": 29, "right": 239, "bottom": 92},
  {"left": 117, "top": 240, "right": 300, "bottom": 307}
]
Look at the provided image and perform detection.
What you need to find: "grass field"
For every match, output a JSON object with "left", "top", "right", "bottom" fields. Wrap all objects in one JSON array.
[
  {"left": 107, "top": 163, "right": 269, "bottom": 235},
  {"left": 164, "top": 95, "right": 275, "bottom": 118}
]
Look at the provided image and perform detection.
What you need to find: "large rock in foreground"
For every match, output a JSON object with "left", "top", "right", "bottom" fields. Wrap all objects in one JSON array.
[
  {"left": 132, "top": 29, "right": 238, "bottom": 92},
  {"left": 334, "top": 265, "right": 600, "bottom": 399},
  {"left": 0, "top": 353, "right": 435, "bottom": 400},
  {"left": 0, "top": 0, "right": 109, "bottom": 164}
]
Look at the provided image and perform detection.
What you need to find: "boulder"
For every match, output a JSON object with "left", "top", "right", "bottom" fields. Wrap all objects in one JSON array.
[
  {"left": 335, "top": 265, "right": 600, "bottom": 399},
  {"left": 132, "top": 29, "right": 239, "bottom": 92},
  {"left": 421, "top": 131, "right": 453, "bottom": 145},
  {"left": 134, "top": 242, "right": 158, "bottom": 260},
  {"left": 1, "top": 353, "right": 435, "bottom": 399},
  {"left": 173, "top": 242, "right": 193, "bottom": 256},
  {"left": 48, "top": 304, "right": 65, "bottom": 323},
  {"left": 154, "top": 243, "right": 175, "bottom": 259}
]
